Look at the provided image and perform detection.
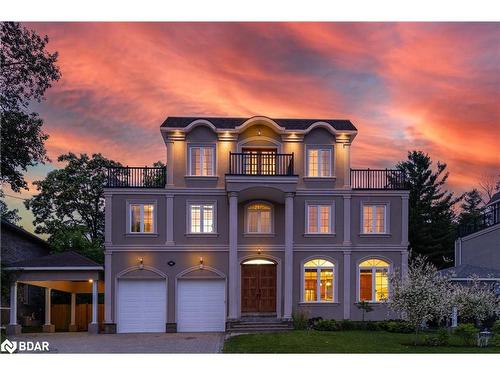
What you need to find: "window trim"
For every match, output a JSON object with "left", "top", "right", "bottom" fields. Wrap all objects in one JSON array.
[
  {"left": 304, "top": 201, "right": 335, "bottom": 235},
  {"left": 186, "top": 200, "right": 218, "bottom": 235},
  {"left": 360, "top": 202, "right": 390, "bottom": 235},
  {"left": 187, "top": 143, "right": 217, "bottom": 177},
  {"left": 126, "top": 200, "right": 158, "bottom": 235},
  {"left": 305, "top": 145, "right": 334, "bottom": 178},
  {"left": 357, "top": 257, "right": 391, "bottom": 303},
  {"left": 244, "top": 201, "right": 274, "bottom": 235},
  {"left": 301, "top": 257, "right": 338, "bottom": 303}
]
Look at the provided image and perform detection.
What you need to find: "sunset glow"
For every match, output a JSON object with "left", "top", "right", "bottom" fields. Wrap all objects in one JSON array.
[{"left": 5, "top": 22, "right": 500, "bottom": 231}]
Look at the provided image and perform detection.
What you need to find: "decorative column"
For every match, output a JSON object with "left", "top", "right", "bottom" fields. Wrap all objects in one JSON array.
[
  {"left": 401, "top": 195, "right": 409, "bottom": 247},
  {"left": 88, "top": 280, "right": 99, "bottom": 334},
  {"left": 43, "top": 288, "right": 55, "bottom": 333},
  {"left": 228, "top": 192, "right": 239, "bottom": 321},
  {"left": 69, "top": 293, "right": 77, "bottom": 332},
  {"left": 166, "top": 194, "right": 174, "bottom": 245},
  {"left": 343, "top": 194, "right": 351, "bottom": 245},
  {"left": 166, "top": 140, "right": 174, "bottom": 186},
  {"left": 6, "top": 281, "right": 21, "bottom": 335},
  {"left": 284, "top": 193, "right": 294, "bottom": 320},
  {"left": 343, "top": 251, "right": 351, "bottom": 319},
  {"left": 343, "top": 143, "right": 351, "bottom": 188}
]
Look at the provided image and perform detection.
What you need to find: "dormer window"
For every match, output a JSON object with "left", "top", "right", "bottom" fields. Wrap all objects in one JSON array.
[
  {"left": 189, "top": 145, "right": 215, "bottom": 176},
  {"left": 306, "top": 147, "right": 332, "bottom": 177}
]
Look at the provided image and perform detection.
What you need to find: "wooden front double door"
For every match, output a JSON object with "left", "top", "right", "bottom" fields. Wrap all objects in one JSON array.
[{"left": 241, "top": 264, "right": 277, "bottom": 313}]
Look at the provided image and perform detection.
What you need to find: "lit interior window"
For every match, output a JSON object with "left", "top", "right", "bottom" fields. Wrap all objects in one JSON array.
[
  {"left": 190, "top": 203, "right": 215, "bottom": 233},
  {"left": 363, "top": 205, "right": 386, "bottom": 234},
  {"left": 303, "top": 259, "right": 334, "bottom": 302},
  {"left": 359, "top": 259, "right": 389, "bottom": 302},
  {"left": 246, "top": 203, "right": 272, "bottom": 233},
  {"left": 307, "top": 204, "right": 332, "bottom": 233}
]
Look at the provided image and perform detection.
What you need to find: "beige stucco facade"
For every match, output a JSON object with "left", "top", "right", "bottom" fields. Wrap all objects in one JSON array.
[{"left": 104, "top": 116, "right": 409, "bottom": 333}]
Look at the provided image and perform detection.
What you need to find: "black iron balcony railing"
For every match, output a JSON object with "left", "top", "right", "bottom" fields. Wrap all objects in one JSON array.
[
  {"left": 350, "top": 169, "right": 409, "bottom": 190},
  {"left": 457, "top": 202, "right": 500, "bottom": 237},
  {"left": 106, "top": 166, "right": 166, "bottom": 188},
  {"left": 228, "top": 152, "right": 295, "bottom": 176}
]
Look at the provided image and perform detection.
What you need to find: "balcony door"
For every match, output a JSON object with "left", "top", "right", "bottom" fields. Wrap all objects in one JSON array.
[{"left": 242, "top": 148, "right": 277, "bottom": 175}]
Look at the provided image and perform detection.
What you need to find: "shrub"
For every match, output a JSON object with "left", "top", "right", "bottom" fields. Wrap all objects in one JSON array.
[
  {"left": 307, "top": 317, "right": 323, "bottom": 329},
  {"left": 338, "top": 320, "right": 356, "bottom": 330},
  {"left": 292, "top": 310, "right": 308, "bottom": 330},
  {"left": 314, "top": 319, "right": 341, "bottom": 331},
  {"left": 385, "top": 320, "right": 414, "bottom": 334},
  {"left": 366, "top": 321, "right": 381, "bottom": 331},
  {"left": 454, "top": 323, "right": 480, "bottom": 346}
]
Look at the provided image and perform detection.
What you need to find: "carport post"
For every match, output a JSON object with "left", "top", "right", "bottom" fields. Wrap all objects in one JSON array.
[
  {"left": 43, "top": 288, "right": 55, "bottom": 333},
  {"left": 88, "top": 280, "right": 99, "bottom": 334},
  {"left": 6, "top": 281, "right": 21, "bottom": 335},
  {"left": 69, "top": 293, "right": 77, "bottom": 332}
]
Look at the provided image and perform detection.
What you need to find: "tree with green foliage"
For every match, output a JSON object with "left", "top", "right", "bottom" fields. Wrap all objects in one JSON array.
[
  {"left": 24, "top": 153, "right": 121, "bottom": 263},
  {"left": 1, "top": 22, "right": 60, "bottom": 222},
  {"left": 457, "top": 189, "right": 484, "bottom": 230},
  {"left": 396, "top": 151, "right": 461, "bottom": 268}
]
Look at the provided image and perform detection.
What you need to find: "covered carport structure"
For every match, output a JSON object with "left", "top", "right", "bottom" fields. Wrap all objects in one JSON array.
[{"left": 5, "top": 251, "right": 104, "bottom": 335}]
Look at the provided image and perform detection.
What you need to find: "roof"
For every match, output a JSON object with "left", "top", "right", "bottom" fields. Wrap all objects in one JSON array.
[
  {"left": 5, "top": 251, "right": 103, "bottom": 269},
  {"left": 1, "top": 219, "right": 50, "bottom": 249},
  {"left": 488, "top": 191, "right": 500, "bottom": 206},
  {"left": 438, "top": 264, "right": 500, "bottom": 279},
  {"left": 160, "top": 116, "right": 357, "bottom": 131}
]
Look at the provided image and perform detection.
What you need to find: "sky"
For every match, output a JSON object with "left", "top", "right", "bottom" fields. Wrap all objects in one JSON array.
[{"left": 4, "top": 22, "right": 500, "bottom": 234}]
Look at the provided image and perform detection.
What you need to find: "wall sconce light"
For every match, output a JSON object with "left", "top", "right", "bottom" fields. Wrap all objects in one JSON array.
[
  {"left": 88, "top": 279, "right": 93, "bottom": 283},
  {"left": 257, "top": 248, "right": 262, "bottom": 255},
  {"left": 257, "top": 128, "right": 261, "bottom": 136},
  {"left": 139, "top": 257, "right": 144, "bottom": 270},
  {"left": 199, "top": 257, "right": 204, "bottom": 270}
]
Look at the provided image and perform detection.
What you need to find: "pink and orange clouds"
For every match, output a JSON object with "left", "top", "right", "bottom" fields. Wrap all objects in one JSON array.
[{"left": 6, "top": 22, "right": 500, "bottom": 231}]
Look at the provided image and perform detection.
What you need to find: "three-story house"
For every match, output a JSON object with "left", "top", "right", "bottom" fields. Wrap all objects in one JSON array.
[{"left": 103, "top": 116, "right": 409, "bottom": 333}]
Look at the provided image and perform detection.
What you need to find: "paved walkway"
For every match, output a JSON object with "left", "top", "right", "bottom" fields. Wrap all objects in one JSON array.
[{"left": 9, "top": 332, "right": 225, "bottom": 353}]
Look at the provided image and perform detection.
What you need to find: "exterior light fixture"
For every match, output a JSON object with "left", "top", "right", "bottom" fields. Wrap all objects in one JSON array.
[
  {"left": 88, "top": 279, "right": 93, "bottom": 283},
  {"left": 199, "top": 257, "right": 204, "bottom": 269},
  {"left": 139, "top": 257, "right": 144, "bottom": 270},
  {"left": 257, "top": 248, "right": 262, "bottom": 255},
  {"left": 258, "top": 128, "right": 261, "bottom": 136}
]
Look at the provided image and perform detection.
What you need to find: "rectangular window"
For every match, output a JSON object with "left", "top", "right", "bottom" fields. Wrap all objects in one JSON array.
[
  {"left": 189, "top": 203, "right": 215, "bottom": 233},
  {"left": 363, "top": 204, "right": 387, "bottom": 233},
  {"left": 129, "top": 203, "right": 155, "bottom": 233},
  {"left": 307, "top": 148, "right": 331, "bottom": 177},
  {"left": 320, "top": 269, "right": 334, "bottom": 302},
  {"left": 190, "top": 146, "right": 214, "bottom": 176},
  {"left": 307, "top": 204, "right": 332, "bottom": 234}
]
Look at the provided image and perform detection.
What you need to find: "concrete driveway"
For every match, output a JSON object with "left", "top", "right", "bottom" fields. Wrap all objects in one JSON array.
[{"left": 8, "top": 332, "right": 225, "bottom": 353}]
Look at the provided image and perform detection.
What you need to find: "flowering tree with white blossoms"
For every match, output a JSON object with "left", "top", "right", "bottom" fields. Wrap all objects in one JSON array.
[
  {"left": 388, "top": 256, "right": 452, "bottom": 344},
  {"left": 452, "top": 277, "right": 499, "bottom": 325}
]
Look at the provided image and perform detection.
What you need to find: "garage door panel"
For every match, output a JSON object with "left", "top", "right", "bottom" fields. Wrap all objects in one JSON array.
[
  {"left": 117, "top": 279, "right": 166, "bottom": 333},
  {"left": 177, "top": 280, "right": 225, "bottom": 332}
]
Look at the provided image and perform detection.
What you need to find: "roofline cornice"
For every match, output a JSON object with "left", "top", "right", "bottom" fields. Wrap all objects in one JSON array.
[{"left": 160, "top": 116, "right": 358, "bottom": 140}]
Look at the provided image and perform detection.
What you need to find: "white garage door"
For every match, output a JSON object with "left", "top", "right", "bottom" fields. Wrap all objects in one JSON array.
[
  {"left": 117, "top": 279, "right": 166, "bottom": 333},
  {"left": 177, "top": 279, "right": 226, "bottom": 332}
]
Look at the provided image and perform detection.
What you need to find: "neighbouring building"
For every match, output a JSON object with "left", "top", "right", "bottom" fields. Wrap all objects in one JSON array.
[
  {"left": 443, "top": 193, "right": 500, "bottom": 287},
  {"left": 1, "top": 219, "right": 51, "bottom": 329},
  {"left": 102, "top": 116, "right": 410, "bottom": 333}
]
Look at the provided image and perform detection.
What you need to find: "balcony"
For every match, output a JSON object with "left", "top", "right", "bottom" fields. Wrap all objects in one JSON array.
[
  {"left": 105, "top": 166, "right": 166, "bottom": 188},
  {"left": 457, "top": 202, "right": 500, "bottom": 237},
  {"left": 350, "top": 169, "right": 409, "bottom": 190},
  {"left": 227, "top": 152, "right": 295, "bottom": 176}
]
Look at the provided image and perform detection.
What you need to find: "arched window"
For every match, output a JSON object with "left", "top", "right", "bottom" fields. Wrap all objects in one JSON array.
[
  {"left": 246, "top": 202, "right": 272, "bottom": 233},
  {"left": 303, "top": 259, "right": 334, "bottom": 302},
  {"left": 359, "top": 259, "right": 389, "bottom": 302}
]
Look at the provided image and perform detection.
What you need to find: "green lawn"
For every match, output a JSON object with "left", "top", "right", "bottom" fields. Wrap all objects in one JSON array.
[{"left": 223, "top": 330, "right": 500, "bottom": 353}]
